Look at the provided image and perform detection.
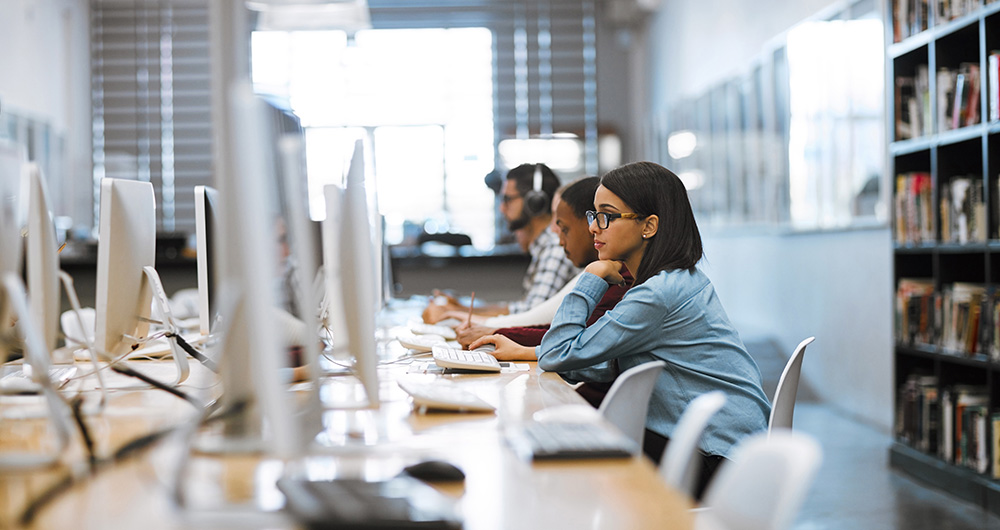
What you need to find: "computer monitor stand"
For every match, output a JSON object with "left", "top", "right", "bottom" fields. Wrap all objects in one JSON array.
[
  {"left": 0, "top": 273, "right": 73, "bottom": 471},
  {"left": 142, "top": 266, "right": 191, "bottom": 386},
  {"left": 57, "top": 271, "right": 109, "bottom": 410}
]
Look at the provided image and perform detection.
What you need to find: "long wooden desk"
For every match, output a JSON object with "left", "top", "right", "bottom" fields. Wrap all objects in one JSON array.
[{"left": 0, "top": 339, "right": 693, "bottom": 529}]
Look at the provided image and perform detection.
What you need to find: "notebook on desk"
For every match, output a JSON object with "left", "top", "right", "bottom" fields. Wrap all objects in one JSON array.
[{"left": 276, "top": 475, "right": 462, "bottom": 530}]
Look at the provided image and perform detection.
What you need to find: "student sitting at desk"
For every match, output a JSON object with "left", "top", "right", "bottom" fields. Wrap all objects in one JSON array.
[
  {"left": 453, "top": 176, "right": 629, "bottom": 357},
  {"left": 423, "top": 163, "right": 577, "bottom": 322},
  {"left": 471, "top": 161, "right": 771, "bottom": 499}
]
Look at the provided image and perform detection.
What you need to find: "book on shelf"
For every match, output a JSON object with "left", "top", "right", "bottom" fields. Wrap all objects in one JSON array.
[
  {"left": 941, "top": 176, "right": 985, "bottom": 244},
  {"left": 896, "top": 277, "right": 937, "bottom": 345},
  {"left": 938, "top": 384, "right": 989, "bottom": 473},
  {"left": 896, "top": 374, "right": 939, "bottom": 452},
  {"left": 954, "top": 387, "right": 989, "bottom": 472},
  {"left": 894, "top": 172, "right": 933, "bottom": 243},
  {"left": 936, "top": 0, "right": 984, "bottom": 25},
  {"left": 937, "top": 68, "right": 957, "bottom": 133},
  {"left": 939, "top": 63, "right": 981, "bottom": 132},
  {"left": 963, "top": 64, "right": 980, "bottom": 127},
  {"left": 897, "top": 280, "right": 1000, "bottom": 358},
  {"left": 894, "top": 0, "right": 930, "bottom": 42},
  {"left": 994, "top": 173, "right": 1000, "bottom": 240},
  {"left": 895, "top": 66, "right": 932, "bottom": 140},
  {"left": 941, "top": 282, "right": 991, "bottom": 355},
  {"left": 990, "top": 51, "right": 1000, "bottom": 122},
  {"left": 992, "top": 412, "right": 1000, "bottom": 479}
]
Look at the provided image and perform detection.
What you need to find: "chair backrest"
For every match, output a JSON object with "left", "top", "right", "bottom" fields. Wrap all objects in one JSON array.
[
  {"left": 767, "top": 337, "right": 815, "bottom": 435},
  {"left": 697, "top": 430, "right": 822, "bottom": 530},
  {"left": 597, "top": 360, "right": 666, "bottom": 449},
  {"left": 659, "top": 390, "right": 727, "bottom": 499}
]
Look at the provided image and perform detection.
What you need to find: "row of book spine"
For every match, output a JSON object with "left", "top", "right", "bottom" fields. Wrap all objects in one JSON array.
[
  {"left": 896, "top": 374, "right": 999, "bottom": 477},
  {"left": 894, "top": 173, "right": 987, "bottom": 244},
  {"left": 892, "top": 1, "right": 998, "bottom": 43},
  {"left": 895, "top": 278, "right": 1000, "bottom": 359},
  {"left": 895, "top": 63, "right": 983, "bottom": 140}
]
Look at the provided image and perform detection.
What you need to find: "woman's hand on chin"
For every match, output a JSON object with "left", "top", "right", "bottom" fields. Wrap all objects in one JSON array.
[{"left": 585, "top": 260, "right": 625, "bottom": 285}]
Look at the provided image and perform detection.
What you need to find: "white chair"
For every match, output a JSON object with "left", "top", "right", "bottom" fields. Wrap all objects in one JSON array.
[
  {"left": 695, "top": 430, "right": 822, "bottom": 530},
  {"left": 597, "top": 360, "right": 667, "bottom": 449},
  {"left": 768, "top": 337, "right": 815, "bottom": 436},
  {"left": 659, "top": 390, "right": 727, "bottom": 499}
]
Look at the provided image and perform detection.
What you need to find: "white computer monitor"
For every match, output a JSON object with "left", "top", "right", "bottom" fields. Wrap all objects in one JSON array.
[
  {"left": 194, "top": 185, "right": 219, "bottom": 336},
  {"left": 25, "top": 163, "right": 60, "bottom": 353},
  {"left": 324, "top": 138, "right": 379, "bottom": 408},
  {"left": 94, "top": 178, "right": 156, "bottom": 358},
  {"left": 0, "top": 142, "right": 25, "bottom": 274},
  {"left": 205, "top": 82, "right": 299, "bottom": 455},
  {"left": 0, "top": 142, "right": 25, "bottom": 347}
]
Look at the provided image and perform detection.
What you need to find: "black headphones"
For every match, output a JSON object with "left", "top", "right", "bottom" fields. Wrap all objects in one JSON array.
[{"left": 523, "top": 164, "right": 551, "bottom": 217}]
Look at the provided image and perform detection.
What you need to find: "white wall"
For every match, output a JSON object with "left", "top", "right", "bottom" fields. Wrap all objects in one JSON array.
[
  {"left": 0, "top": 0, "right": 92, "bottom": 229},
  {"left": 644, "top": 0, "right": 895, "bottom": 431},
  {"left": 700, "top": 228, "right": 893, "bottom": 430}
]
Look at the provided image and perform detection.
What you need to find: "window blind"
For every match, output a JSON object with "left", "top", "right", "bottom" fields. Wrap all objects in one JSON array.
[
  {"left": 89, "top": 0, "right": 598, "bottom": 235},
  {"left": 90, "top": 0, "right": 212, "bottom": 235}
]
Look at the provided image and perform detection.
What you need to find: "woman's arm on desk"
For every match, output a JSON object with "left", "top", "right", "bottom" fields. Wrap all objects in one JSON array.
[{"left": 469, "top": 334, "right": 537, "bottom": 361}]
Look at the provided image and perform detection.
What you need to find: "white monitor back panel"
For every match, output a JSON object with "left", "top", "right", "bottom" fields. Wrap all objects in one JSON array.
[
  {"left": 94, "top": 178, "right": 156, "bottom": 357},
  {"left": 26, "top": 163, "right": 60, "bottom": 352}
]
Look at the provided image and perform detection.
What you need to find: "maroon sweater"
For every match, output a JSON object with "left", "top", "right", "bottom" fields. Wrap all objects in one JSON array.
[{"left": 495, "top": 270, "right": 632, "bottom": 347}]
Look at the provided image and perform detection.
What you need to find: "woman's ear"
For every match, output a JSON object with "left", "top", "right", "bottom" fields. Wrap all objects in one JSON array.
[{"left": 642, "top": 214, "right": 659, "bottom": 239}]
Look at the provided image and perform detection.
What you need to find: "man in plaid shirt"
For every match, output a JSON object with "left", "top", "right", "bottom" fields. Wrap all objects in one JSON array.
[
  {"left": 423, "top": 163, "right": 578, "bottom": 322},
  {"left": 498, "top": 163, "right": 578, "bottom": 313}
]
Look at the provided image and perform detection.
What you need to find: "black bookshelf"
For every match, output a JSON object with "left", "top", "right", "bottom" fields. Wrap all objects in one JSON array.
[{"left": 889, "top": 0, "right": 1000, "bottom": 517}]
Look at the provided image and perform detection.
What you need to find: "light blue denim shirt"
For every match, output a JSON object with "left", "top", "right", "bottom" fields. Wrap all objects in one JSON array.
[{"left": 538, "top": 269, "right": 771, "bottom": 458}]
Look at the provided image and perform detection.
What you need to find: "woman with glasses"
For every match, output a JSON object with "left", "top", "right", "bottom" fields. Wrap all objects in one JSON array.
[
  {"left": 471, "top": 161, "right": 770, "bottom": 499},
  {"left": 453, "top": 177, "right": 631, "bottom": 357}
]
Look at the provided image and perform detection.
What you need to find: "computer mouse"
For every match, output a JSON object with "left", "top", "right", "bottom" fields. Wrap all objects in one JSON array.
[
  {"left": 531, "top": 404, "right": 601, "bottom": 424},
  {"left": 402, "top": 460, "right": 465, "bottom": 482}
]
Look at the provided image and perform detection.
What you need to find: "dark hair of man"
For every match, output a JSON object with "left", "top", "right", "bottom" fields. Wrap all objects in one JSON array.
[
  {"left": 559, "top": 176, "right": 600, "bottom": 220},
  {"left": 505, "top": 163, "right": 560, "bottom": 212},
  {"left": 599, "top": 161, "right": 703, "bottom": 284}
]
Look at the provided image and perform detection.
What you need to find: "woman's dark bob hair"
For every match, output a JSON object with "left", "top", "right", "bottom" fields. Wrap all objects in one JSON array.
[{"left": 599, "top": 161, "right": 703, "bottom": 284}]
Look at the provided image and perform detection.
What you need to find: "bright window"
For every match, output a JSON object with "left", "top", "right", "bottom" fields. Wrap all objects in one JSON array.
[{"left": 251, "top": 27, "right": 496, "bottom": 248}]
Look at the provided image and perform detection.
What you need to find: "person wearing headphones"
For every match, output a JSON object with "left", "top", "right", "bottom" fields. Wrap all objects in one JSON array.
[{"left": 424, "top": 163, "right": 578, "bottom": 321}]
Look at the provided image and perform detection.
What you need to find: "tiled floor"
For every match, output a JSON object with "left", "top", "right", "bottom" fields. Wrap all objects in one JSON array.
[
  {"left": 744, "top": 339, "right": 1000, "bottom": 530},
  {"left": 790, "top": 402, "right": 1000, "bottom": 530}
]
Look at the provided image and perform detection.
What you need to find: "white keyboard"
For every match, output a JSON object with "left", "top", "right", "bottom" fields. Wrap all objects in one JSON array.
[
  {"left": 431, "top": 345, "right": 501, "bottom": 373},
  {"left": 0, "top": 365, "right": 77, "bottom": 393},
  {"left": 506, "top": 421, "right": 638, "bottom": 460},
  {"left": 411, "top": 323, "right": 457, "bottom": 340},
  {"left": 397, "top": 379, "right": 496, "bottom": 412},
  {"left": 397, "top": 334, "right": 447, "bottom": 353}
]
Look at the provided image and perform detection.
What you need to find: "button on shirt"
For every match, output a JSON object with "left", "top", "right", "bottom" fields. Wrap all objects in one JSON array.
[
  {"left": 538, "top": 269, "right": 771, "bottom": 458},
  {"left": 508, "top": 229, "right": 578, "bottom": 314}
]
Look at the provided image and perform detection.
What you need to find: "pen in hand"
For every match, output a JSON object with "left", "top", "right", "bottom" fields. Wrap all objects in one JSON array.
[{"left": 466, "top": 291, "right": 475, "bottom": 326}]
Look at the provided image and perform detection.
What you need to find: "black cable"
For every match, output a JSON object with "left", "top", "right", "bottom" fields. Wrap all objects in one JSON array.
[
  {"left": 110, "top": 363, "right": 204, "bottom": 409},
  {"left": 167, "top": 333, "right": 218, "bottom": 373},
  {"left": 18, "top": 426, "right": 176, "bottom": 526},
  {"left": 69, "top": 395, "right": 97, "bottom": 472}
]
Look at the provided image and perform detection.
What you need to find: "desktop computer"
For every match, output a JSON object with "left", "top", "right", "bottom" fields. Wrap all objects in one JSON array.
[
  {"left": 194, "top": 185, "right": 219, "bottom": 337},
  {"left": 322, "top": 139, "right": 380, "bottom": 409},
  {"left": 200, "top": 81, "right": 301, "bottom": 456},
  {"left": 93, "top": 178, "right": 190, "bottom": 385},
  {"left": 0, "top": 141, "right": 25, "bottom": 339}
]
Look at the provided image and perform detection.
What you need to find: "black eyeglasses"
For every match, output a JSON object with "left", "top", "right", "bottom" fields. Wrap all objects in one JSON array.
[
  {"left": 500, "top": 194, "right": 522, "bottom": 205},
  {"left": 585, "top": 210, "right": 645, "bottom": 229}
]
